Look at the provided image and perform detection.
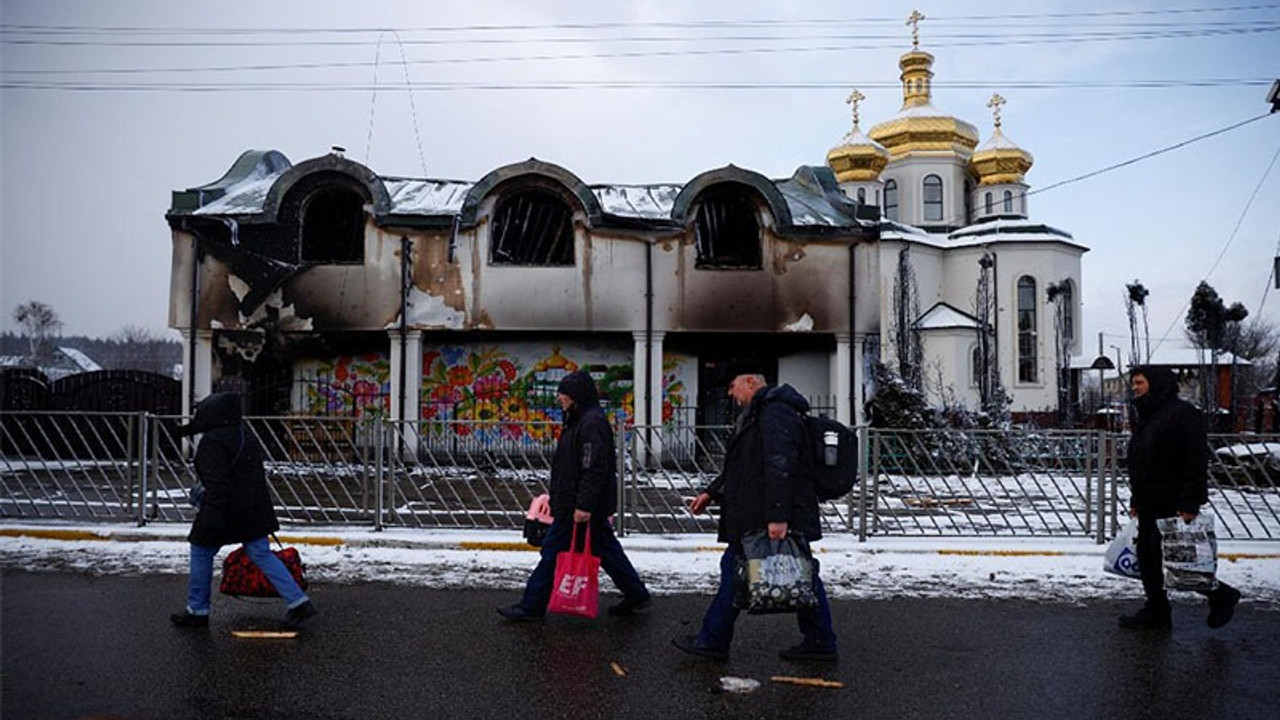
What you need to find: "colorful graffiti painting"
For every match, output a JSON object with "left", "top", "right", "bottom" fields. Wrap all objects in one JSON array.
[
  {"left": 299, "top": 354, "right": 391, "bottom": 417},
  {"left": 419, "top": 344, "right": 687, "bottom": 445}
]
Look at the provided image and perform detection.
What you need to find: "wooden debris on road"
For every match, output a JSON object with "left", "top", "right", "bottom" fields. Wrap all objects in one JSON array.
[{"left": 770, "top": 675, "right": 843, "bottom": 689}]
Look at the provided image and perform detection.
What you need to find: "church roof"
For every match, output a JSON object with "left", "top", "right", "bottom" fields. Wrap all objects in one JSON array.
[{"left": 913, "top": 302, "right": 980, "bottom": 330}]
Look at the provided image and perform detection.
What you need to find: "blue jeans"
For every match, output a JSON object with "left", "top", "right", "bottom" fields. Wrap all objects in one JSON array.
[
  {"left": 186, "top": 537, "right": 310, "bottom": 614},
  {"left": 517, "top": 518, "right": 650, "bottom": 614},
  {"left": 696, "top": 543, "right": 838, "bottom": 651}
]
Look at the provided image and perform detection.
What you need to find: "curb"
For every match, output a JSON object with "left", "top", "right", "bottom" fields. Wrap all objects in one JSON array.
[{"left": 4, "top": 527, "right": 1279, "bottom": 561}]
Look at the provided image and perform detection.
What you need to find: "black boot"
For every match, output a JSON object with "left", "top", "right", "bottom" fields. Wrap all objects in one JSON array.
[
  {"left": 1207, "top": 584, "right": 1241, "bottom": 629},
  {"left": 1118, "top": 603, "right": 1172, "bottom": 630}
]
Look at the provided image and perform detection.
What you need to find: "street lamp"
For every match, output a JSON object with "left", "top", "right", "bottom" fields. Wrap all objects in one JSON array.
[{"left": 1091, "top": 355, "right": 1115, "bottom": 429}]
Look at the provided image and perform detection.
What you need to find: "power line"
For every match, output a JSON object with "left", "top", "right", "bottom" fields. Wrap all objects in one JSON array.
[
  {"left": 1028, "top": 113, "right": 1276, "bottom": 198},
  {"left": 1151, "top": 139, "right": 1280, "bottom": 353},
  {"left": 2, "top": 78, "right": 1274, "bottom": 93},
  {"left": 2, "top": 3, "right": 1277, "bottom": 35},
  {"left": 4, "top": 24, "right": 1276, "bottom": 48}
]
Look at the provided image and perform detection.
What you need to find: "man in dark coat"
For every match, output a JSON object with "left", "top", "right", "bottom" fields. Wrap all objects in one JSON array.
[
  {"left": 673, "top": 365, "right": 837, "bottom": 661},
  {"left": 1121, "top": 366, "right": 1241, "bottom": 629},
  {"left": 170, "top": 392, "right": 316, "bottom": 629},
  {"left": 498, "top": 371, "right": 651, "bottom": 620}
]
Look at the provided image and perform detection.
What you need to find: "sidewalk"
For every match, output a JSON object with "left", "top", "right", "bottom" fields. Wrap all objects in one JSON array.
[{"left": 3, "top": 521, "right": 1279, "bottom": 605}]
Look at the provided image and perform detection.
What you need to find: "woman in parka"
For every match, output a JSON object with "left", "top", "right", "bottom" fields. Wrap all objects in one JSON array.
[{"left": 170, "top": 392, "right": 317, "bottom": 629}]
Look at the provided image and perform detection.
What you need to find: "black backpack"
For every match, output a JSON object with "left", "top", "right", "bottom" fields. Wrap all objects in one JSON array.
[{"left": 803, "top": 414, "right": 858, "bottom": 501}]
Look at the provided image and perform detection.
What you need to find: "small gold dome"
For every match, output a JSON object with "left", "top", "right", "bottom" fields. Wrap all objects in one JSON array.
[
  {"left": 969, "top": 127, "right": 1034, "bottom": 185},
  {"left": 827, "top": 125, "right": 890, "bottom": 182},
  {"left": 969, "top": 95, "right": 1034, "bottom": 185}
]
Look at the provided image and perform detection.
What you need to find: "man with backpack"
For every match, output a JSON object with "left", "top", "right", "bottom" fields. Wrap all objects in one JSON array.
[{"left": 673, "top": 362, "right": 839, "bottom": 662}]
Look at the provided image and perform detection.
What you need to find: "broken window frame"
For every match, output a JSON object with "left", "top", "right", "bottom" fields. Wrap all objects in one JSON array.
[
  {"left": 489, "top": 188, "right": 576, "bottom": 267},
  {"left": 693, "top": 186, "right": 763, "bottom": 270},
  {"left": 283, "top": 174, "right": 369, "bottom": 265}
]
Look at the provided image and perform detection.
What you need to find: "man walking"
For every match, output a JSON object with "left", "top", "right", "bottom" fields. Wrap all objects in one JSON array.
[
  {"left": 1120, "top": 365, "right": 1242, "bottom": 629},
  {"left": 498, "top": 370, "right": 651, "bottom": 620},
  {"left": 674, "top": 363, "right": 838, "bottom": 661}
]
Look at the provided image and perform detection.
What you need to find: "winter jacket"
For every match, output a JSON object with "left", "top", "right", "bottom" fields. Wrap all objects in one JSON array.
[
  {"left": 183, "top": 393, "right": 280, "bottom": 546},
  {"left": 548, "top": 371, "right": 617, "bottom": 521},
  {"left": 1126, "top": 366, "right": 1209, "bottom": 517},
  {"left": 704, "top": 383, "right": 822, "bottom": 544}
]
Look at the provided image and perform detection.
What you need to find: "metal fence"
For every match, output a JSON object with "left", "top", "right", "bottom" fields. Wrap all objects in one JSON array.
[{"left": 3, "top": 411, "right": 1278, "bottom": 541}]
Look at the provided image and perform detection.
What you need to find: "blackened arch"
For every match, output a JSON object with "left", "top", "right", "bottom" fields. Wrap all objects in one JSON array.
[
  {"left": 670, "top": 165, "right": 792, "bottom": 228},
  {"left": 260, "top": 153, "right": 391, "bottom": 222},
  {"left": 458, "top": 158, "right": 603, "bottom": 228}
]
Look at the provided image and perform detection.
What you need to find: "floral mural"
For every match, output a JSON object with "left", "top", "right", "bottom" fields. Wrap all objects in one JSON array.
[
  {"left": 420, "top": 343, "right": 689, "bottom": 445},
  {"left": 297, "top": 353, "right": 391, "bottom": 417}
]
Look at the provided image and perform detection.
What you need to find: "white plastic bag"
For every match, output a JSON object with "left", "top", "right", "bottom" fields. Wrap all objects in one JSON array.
[
  {"left": 1103, "top": 521, "right": 1141, "bottom": 579},
  {"left": 1157, "top": 514, "right": 1218, "bottom": 592}
]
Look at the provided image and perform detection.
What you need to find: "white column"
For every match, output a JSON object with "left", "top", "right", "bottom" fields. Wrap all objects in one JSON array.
[
  {"left": 631, "top": 332, "right": 650, "bottom": 429},
  {"left": 388, "top": 330, "right": 423, "bottom": 460},
  {"left": 833, "top": 334, "right": 853, "bottom": 425},
  {"left": 180, "top": 329, "right": 214, "bottom": 417},
  {"left": 387, "top": 330, "right": 423, "bottom": 424},
  {"left": 853, "top": 335, "right": 868, "bottom": 427}
]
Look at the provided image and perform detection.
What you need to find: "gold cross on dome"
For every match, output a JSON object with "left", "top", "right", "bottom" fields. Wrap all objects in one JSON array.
[
  {"left": 987, "top": 93, "right": 1007, "bottom": 128},
  {"left": 906, "top": 10, "right": 926, "bottom": 49},
  {"left": 846, "top": 88, "right": 865, "bottom": 126}
]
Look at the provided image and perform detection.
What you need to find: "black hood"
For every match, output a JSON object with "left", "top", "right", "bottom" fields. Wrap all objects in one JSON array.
[
  {"left": 1131, "top": 365, "right": 1178, "bottom": 421},
  {"left": 556, "top": 370, "right": 599, "bottom": 408},
  {"left": 176, "top": 392, "right": 244, "bottom": 437}
]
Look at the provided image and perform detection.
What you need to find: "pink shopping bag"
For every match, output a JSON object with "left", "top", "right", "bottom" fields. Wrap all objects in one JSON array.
[{"left": 547, "top": 523, "right": 600, "bottom": 618}]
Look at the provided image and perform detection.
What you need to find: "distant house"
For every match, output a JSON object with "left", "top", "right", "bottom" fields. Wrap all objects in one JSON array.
[{"left": 0, "top": 346, "right": 102, "bottom": 381}]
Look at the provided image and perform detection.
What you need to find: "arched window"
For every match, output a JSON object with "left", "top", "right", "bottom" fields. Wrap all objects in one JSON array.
[
  {"left": 964, "top": 180, "right": 973, "bottom": 225},
  {"left": 694, "top": 185, "right": 762, "bottom": 269},
  {"left": 1017, "top": 276, "right": 1038, "bottom": 383},
  {"left": 884, "top": 179, "right": 899, "bottom": 221},
  {"left": 971, "top": 345, "right": 983, "bottom": 387},
  {"left": 1003, "top": 190, "right": 1014, "bottom": 214},
  {"left": 300, "top": 186, "right": 366, "bottom": 264},
  {"left": 490, "top": 188, "right": 575, "bottom": 266},
  {"left": 857, "top": 187, "right": 867, "bottom": 203},
  {"left": 984, "top": 191, "right": 993, "bottom": 215},
  {"left": 922, "top": 174, "right": 943, "bottom": 222}
]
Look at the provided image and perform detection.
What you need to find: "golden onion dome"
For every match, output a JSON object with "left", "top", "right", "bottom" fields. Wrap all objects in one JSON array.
[
  {"left": 867, "top": 48, "right": 979, "bottom": 159},
  {"left": 827, "top": 88, "right": 890, "bottom": 182},
  {"left": 969, "top": 94, "right": 1034, "bottom": 185}
]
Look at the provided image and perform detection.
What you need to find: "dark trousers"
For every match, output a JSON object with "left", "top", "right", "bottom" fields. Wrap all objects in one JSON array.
[
  {"left": 517, "top": 517, "right": 649, "bottom": 613},
  {"left": 1135, "top": 510, "right": 1233, "bottom": 607},
  {"left": 696, "top": 543, "right": 838, "bottom": 651}
]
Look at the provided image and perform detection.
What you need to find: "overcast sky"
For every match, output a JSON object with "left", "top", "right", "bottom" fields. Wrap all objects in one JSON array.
[{"left": 2, "top": 0, "right": 1278, "bottom": 363}]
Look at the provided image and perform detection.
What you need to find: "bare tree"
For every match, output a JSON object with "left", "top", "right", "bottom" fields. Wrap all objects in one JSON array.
[
  {"left": 891, "top": 247, "right": 923, "bottom": 390},
  {"left": 973, "top": 254, "right": 1009, "bottom": 425},
  {"left": 1124, "top": 281, "right": 1150, "bottom": 366},
  {"left": 12, "top": 301, "right": 63, "bottom": 364},
  {"left": 108, "top": 324, "right": 176, "bottom": 373},
  {"left": 1047, "top": 281, "right": 1073, "bottom": 425}
]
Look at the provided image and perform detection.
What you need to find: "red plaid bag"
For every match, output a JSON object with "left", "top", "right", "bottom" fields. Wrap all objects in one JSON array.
[
  {"left": 219, "top": 536, "right": 308, "bottom": 598},
  {"left": 547, "top": 523, "right": 600, "bottom": 618}
]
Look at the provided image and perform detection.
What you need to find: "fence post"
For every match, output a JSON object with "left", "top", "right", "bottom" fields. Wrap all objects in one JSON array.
[
  {"left": 135, "top": 412, "right": 150, "bottom": 527},
  {"left": 614, "top": 416, "right": 628, "bottom": 537},
  {"left": 374, "top": 420, "right": 385, "bottom": 532},
  {"left": 858, "top": 426, "right": 871, "bottom": 542},
  {"left": 1100, "top": 427, "right": 1111, "bottom": 540}
]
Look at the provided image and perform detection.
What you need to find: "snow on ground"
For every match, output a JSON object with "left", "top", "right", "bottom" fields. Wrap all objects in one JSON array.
[{"left": 2, "top": 523, "right": 1279, "bottom": 608}]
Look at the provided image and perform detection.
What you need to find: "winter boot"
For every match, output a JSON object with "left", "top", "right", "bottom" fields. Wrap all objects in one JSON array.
[
  {"left": 170, "top": 611, "right": 210, "bottom": 628},
  {"left": 1118, "top": 602, "right": 1172, "bottom": 630},
  {"left": 282, "top": 600, "right": 318, "bottom": 629},
  {"left": 1207, "top": 584, "right": 1242, "bottom": 629}
]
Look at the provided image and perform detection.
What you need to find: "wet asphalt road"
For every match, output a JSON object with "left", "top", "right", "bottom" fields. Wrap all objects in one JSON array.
[{"left": 2, "top": 570, "right": 1278, "bottom": 720}]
